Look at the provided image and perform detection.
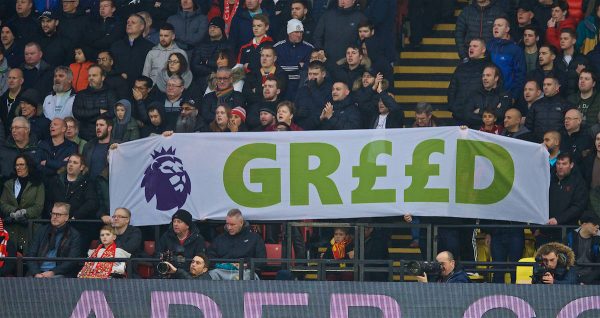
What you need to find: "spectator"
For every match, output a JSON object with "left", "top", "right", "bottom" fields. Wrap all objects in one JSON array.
[
  {"left": 330, "top": 45, "right": 370, "bottom": 90},
  {"left": 38, "top": 118, "right": 77, "bottom": 176},
  {"left": 72, "top": 64, "right": 117, "bottom": 141},
  {"left": 448, "top": 38, "right": 488, "bottom": 125},
  {"left": 82, "top": 116, "right": 113, "bottom": 179},
  {"left": 201, "top": 67, "right": 244, "bottom": 124},
  {"left": 26, "top": 202, "right": 82, "bottom": 277},
  {"left": 545, "top": 130, "right": 562, "bottom": 167},
  {"left": 20, "top": 42, "right": 54, "bottom": 96},
  {"left": 357, "top": 21, "right": 392, "bottom": 82},
  {"left": 253, "top": 105, "right": 276, "bottom": 131},
  {"left": 142, "top": 23, "right": 187, "bottom": 86},
  {"left": 77, "top": 225, "right": 131, "bottom": 278},
  {"left": 538, "top": 152, "right": 588, "bottom": 246},
  {"left": 245, "top": 76, "right": 282, "bottom": 130},
  {"left": 167, "top": 97, "right": 205, "bottom": 133},
  {"left": 363, "top": 0, "right": 396, "bottom": 68},
  {"left": 190, "top": 17, "right": 232, "bottom": 92},
  {"left": 155, "top": 52, "right": 193, "bottom": 93},
  {"left": 525, "top": 74, "right": 571, "bottom": 142},
  {"left": 0, "top": 68, "right": 24, "bottom": 135},
  {"left": 532, "top": 242, "right": 577, "bottom": 284},
  {"left": 7, "top": 0, "right": 40, "bottom": 43},
  {"left": 522, "top": 26, "right": 540, "bottom": 73},
  {"left": 362, "top": 226, "right": 389, "bottom": 282},
  {"left": 295, "top": 60, "right": 332, "bottom": 130},
  {"left": 560, "top": 108, "right": 592, "bottom": 164},
  {"left": 242, "top": 45, "right": 286, "bottom": 105},
  {"left": 568, "top": 69, "right": 600, "bottom": 123},
  {"left": 502, "top": 108, "right": 533, "bottom": 141},
  {"left": 296, "top": 47, "right": 327, "bottom": 90},
  {"left": 238, "top": 14, "right": 274, "bottom": 74},
  {"left": 521, "top": 80, "right": 543, "bottom": 118},
  {"left": 203, "top": 49, "right": 244, "bottom": 94},
  {"left": 95, "top": 50, "right": 129, "bottom": 100},
  {"left": 366, "top": 84, "right": 404, "bottom": 130},
  {"left": 0, "top": 117, "right": 41, "bottom": 180},
  {"left": 111, "top": 207, "right": 142, "bottom": 256},
  {"left": 264, "top": 101, "right": 301, "bottom": 131},
  {"left": 58, "top": 0, "right": 89, "bottom": 47},
  {"left": 143, "top": 0, "right": 179, "bottom": 24},
  {"left": 111, "top": 99, "right": 139, "bottom": 143},
  {"left": 0, "top": 154, "right": 44, "bottom": 252},
  {"left": 42, "top": 66, "right": 76, "bottom": 120},
  {"left": 156, "top": 74, "right": 186, "bottom": 130},
  {"left": 87, "top": 0, "right": 125, "bottom": 53},
  {"left": 69, "top": 46, "right": 94, "bottom": 93},
  {"left": 164, "top": 252, "right": 212, "bottom": 280},
  {"left": 455, "top": 0, "right": 504, "bottom": 61},
  {"left": 566, "top": 213, "right": 600, "bottom": 284},
  {"left": 64, "top": 116, "right": 86, "bottom": 153},
  {"left": 533, "top": 0, "right": 553, "bottom": 39},
  {"left": 511, "top": 3, "right": 541, "bottom": 46},
  {"left": 545, "top": 0, "right": 577, "bottom": 51},
  {"left": 140, "top": 105, "right": 168, "bottom": 137},
  {"left": 576, "top": 2, "right": 600, "bottom": 54},
  {"left": 206, "top": 104, "right": 231, "bottom": 132},
  {"left": 479, "top": 107, "right": 503, "bottom": 134},
  {"left": 137, "top": 11, "right": 159, "bottom": 45},
  {"left": 465, "top": 64, "right": 511, "bottom": 128},
  {"left": 208, "top": 208, "right": 266, "bottom": 280},
  {"left": 487, "top": 17, "right": 526, "bottom": 100},
  {"left": 229, "top": 0, "right": 274, "bottom": 54},
  {"left": 313, "top": 0, "right": 365, "bottom": 62},
  {"left": 18, "top": 88, "right": 50, "bottom": 141},
  {"left": 556, "top": 28, "right": 588, "bottom": 97},
  {"left": 583, "top": 131, "right": 600, "bottom": 189},
  {"left": 167, "top": 0, "right": 208, "bottom": 54},
  {"left": 226, "top": 106, "right": 246, "bottom": 132},
  {"left": 319, "top": 81, "right": 360, "bottom": 130},
  {"left": 274, "top": 19, "right": 312, "bottom": 101},
  {"left": 321, "top": 227, "right": 354, "bottom": 280},
  {"left": 131, "top": 75, "right": 159, "bottom": 124},
  {"left": 207, "top": 0, "right": 242, "bottom": 37},
  {"left": 0, "top": 217, "right": 17, "bottom": 277},
  {"left": 413, "top": 102, "right": 437, "bottom": 128},
  {"left": 37, "top": 10, "right": 70, "bottom": 68},
  {"left": 1, "top": 24, "right": 24, "bottom": 68},
  {"left": 526, "top": 44, "right": 567, "bottom": 94},
  {"left": 155, "top": 209, "right": 206, "bottom": 271},
  {"left": 278, "top": 0, "right": 314, "bottom": 43},
  {"left": 415, "top": 251, "right": 471, "bottom": 283},
  {"left": 110, "top": 13, "right": 153, "bottom": 87},
  {"left": 0, "top": 47, "right": 7, "bottom": 96}
]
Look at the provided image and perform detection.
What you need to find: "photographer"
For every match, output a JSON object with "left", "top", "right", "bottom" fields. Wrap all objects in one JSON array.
[
  {"left": 155, "top": 209, "right": 206, "bottom": 272},
  {"left": 415, "top": 251, "right": 470, "bottom": 283},
  {"left": 163, "top": 253, "right": 212, "bottom": 280},
  {"left": 533, "top": 242, "right": 578, "bottom": 284}
]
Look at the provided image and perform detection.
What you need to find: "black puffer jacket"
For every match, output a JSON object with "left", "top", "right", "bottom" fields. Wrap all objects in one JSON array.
[
  {"left": 110, "top": 36, "right": 154, "bottom": 87},
  {"left": 155, "top": 223, "right": 206, "bottom": 270},
  {"left": 556, "top": 52, "right": 589, "bottom": 97},
  {"left": 448, "top": 58, "right": 488, "bottom": 122},
  {"left": 208, "top": 222, "right": 266, "bottom": 261},
  {"left": 549, "top": 171, "right": 588, "bottom": 225},
  {"left": 58, "top": 9, "right": 89, "bottom": 48},
  {"left": 525, "top": 95, "right": 572, "bottom": 142},
  {"left": 72, "top": 85, "right": 117, "bottom": 141},
  {"left": 190, "top": 37, "right": 232, "bottom": 79},
  {"left": 464, "top": 86, "right": 512, "bottom": 128},
  {"left": 319, "top": 96, "right": 361, "bottom": 130},
  {"left": 46, "top": 173, "right": 98, "bottom": 220},
  {"left": 294, "top": 77, "right": 333, "bottom": 130},
  {"left": 38, "top": 32, "right": 71, "bottom": 68},
  {"left": 455, "top": 0, "right": 504, "bottom": 60}
]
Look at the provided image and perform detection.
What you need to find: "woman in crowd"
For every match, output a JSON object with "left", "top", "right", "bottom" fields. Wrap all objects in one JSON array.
[
  {"left": 207, "top": 104, "right": 232, "bottom": 132},
  {"left": 78, "top": 225, "right": 131, "bottom": 279},
  {"left": 155, "top": 52, "right": 193, "bottom": 93},
  {"left": 0, "top": 154, "right": 44, "bottom": 252},
  {"left": 204, "top": 49, "right": 245, "bottom": 95},
  {"left": 266, "top": 101, "right": 303, "bottom": 131}
]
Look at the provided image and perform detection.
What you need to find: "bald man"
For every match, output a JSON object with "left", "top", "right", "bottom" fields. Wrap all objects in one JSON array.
[
  {"left": 415, "top": 251, "right": 470, "bottom": 283},
  {"left": 560, "top": 109, "right": 593, "bottom": 164},
  {"left": 502, "top": 108, "right": 533, "bottom": 141}
]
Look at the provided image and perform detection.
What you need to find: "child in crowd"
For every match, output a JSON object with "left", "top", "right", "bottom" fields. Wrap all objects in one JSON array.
[
  {"left": 112, "top": 99, "right": 140, "bottom": 143},
  {"left": 70, "top": 47, "right": 93, "bottom": 92},
  {"left": 479, "top": 107, "right": 503, "bottom": 135},
  {"left": 78, "top": 226, "right": 131, "bottom": 279}
]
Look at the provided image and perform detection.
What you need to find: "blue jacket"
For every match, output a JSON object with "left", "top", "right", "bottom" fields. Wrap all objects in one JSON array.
[
  {"left": 294, "top": 77, "right": 333, "bottom": 130},
  {"left": 274, "top": 39, "right": 314, "bottom": 101},
  {"left": 440, "top": 269, "right": 471, "bottom": 283},
  {"left": 487, "top": 38, "right": 526, "bottom": 99}
]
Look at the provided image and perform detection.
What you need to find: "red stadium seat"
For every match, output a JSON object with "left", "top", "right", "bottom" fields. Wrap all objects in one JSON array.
[{"left": 138, "top": 241, "right": 156, "bottom": 279}]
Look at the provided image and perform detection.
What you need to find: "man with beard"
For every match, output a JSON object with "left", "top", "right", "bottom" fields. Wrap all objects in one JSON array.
[
  {"left": 38, "top": 118, "right": 77, "bottom": 176},
  {"left": 246, "top": 76, "right": 281, "bottom": 130},
  {"left": 253, "top": 106, "right": 276, "bottom": 131},
  {"left": 38, "top": 11, "right": 70, "bottom": 68},
  {"left": 96, "top": 50, "right": 129, "bottom": 100},
  {"left": 142, "top": 23, "right": 187, "bottom": 85},
  {"left": 319, "top": 81, "right": 361, "bottom": 130},
  {"left": 42, "top": 66, "right": 76, "bottom": 119},
  {"left": 82, "top": 115, "right": 113, "bottom": 178},
  {"left": 526, "top": 74, "right": 572, "bottom": 142},
  {"left": 170, "top": 98, "right": 205, "bottom": 133},
  {"left": 72, "top": 64, "right": 117, "bottom": 141}
]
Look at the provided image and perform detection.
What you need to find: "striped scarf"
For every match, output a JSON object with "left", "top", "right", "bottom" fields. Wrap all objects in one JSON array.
[
  {"left": 78, "top": 242, "right": 117, "bottom": 279},
  {"left": 0, "top": 219, "right": 9, "bottom": 268}
]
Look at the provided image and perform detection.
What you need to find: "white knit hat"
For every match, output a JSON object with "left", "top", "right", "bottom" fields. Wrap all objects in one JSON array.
[{"left": 287, "top": 19, "right": 304, "bottom": 34}]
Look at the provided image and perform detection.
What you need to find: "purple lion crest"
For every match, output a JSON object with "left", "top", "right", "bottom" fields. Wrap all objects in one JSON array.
[{"left": 141, "top": 147, "right": 191, "bottom": 211}]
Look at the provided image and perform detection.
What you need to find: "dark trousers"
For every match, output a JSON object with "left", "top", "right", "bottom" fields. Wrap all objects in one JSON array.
[
  {"left": 491, "top": 228, "right": 524, "bottom": 283},
  {"left": 408, "top": 0, "right": 441, "bottom": 44}
]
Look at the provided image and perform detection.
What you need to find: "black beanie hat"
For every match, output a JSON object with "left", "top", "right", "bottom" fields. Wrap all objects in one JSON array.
[{"left": 172, "top": 209, "right": 193, "bottom": 227}]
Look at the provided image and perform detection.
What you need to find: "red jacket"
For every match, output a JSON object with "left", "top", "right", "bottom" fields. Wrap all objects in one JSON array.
[
  {"left": 70, "top": 61, "right": 93, "bottom": 93},
  {"left": 545, "top": 18, "right": 577, "bottom": 52}
]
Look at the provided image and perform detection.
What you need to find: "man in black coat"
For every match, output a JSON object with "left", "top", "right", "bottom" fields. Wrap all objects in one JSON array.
[
  {"left": 1, "top": 24, "right": 25, "bottom": 68},
  {"left": 72, "top": 65, "right": 117, "bottom": 141},
  {"left": 38, "top": 11, "right": 71, "bottom": 68},
  {"left": 295, "top": 60, "right": 332, "bottom": 130},
  {"left": 96, "top": 50, "right": 130, "bottom": 100},
  {"left": 20, "top": 42, "right": 54, "bottom": 97},
  {"left": 87, "top": 0, "right": 126, "bottom": 53},
  {"left": 26, "top": 202, "right": 82, "bottom": 277},
  {"left": 110, "top": 13, "right": 153, "bottom": 88},
  {"left": 6, "top": 0, "right": 40, "bottom": 43},
  {"left": 448, "top": 38, "right": 488, "bottom": 125},
  {"left": 201, "top": 67, "right": 244, "bottom": 124},
  {"left": 58, "top": 0, "right": 89, "bottom": 48},
  {"left": 190, "top": 17, "right": 232, "bottom": 92},
  {"left": 155, "top": 209, "right": 206, "bottom": 271},
  {"left": 112, "top": 207, "right": 142, "bottom": 256},
  {"left": 526, "top": 74, "right": 572, "bottom": 142},
  {"left": 464, "top": 64, "right": 512, "bottom": 128},
  {"left": 319, "top": 81, "right": 361, "bottom": 130}
]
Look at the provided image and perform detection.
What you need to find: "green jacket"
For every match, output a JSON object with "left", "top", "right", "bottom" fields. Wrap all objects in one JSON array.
[{"left": 0, "top": 178, "right": 45, "bottom": 251}]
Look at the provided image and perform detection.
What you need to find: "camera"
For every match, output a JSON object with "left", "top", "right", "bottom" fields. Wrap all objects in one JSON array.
[
  {"left": 156, "top": 248, "right": 186, "bottom": 275},
  {"left": 404, "top": 261, "right": 442, "bottom": 276},
  {"left": 531, "top": 260, "right": 566, "bottom": 284}
]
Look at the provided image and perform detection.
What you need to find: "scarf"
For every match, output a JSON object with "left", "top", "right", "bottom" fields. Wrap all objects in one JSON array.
[
  {"left": 216, "top": 86, "right": 233, "bottom": 99},
  {"left": 0, "top": 219, "right": 8, "bottom": 268},
  {"left": 78, "top": 242, "right": 117, "bottom": 279},
  {"left": 330, "top": 237, "right": 351, "bottom": 260},
  {"left": 223, "top": 0, "right": 240, "bottom": 36}
]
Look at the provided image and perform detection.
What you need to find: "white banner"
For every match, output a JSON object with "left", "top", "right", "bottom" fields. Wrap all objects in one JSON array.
[{"left": 109, "top": 127, "right": 550, "bottom": 226}]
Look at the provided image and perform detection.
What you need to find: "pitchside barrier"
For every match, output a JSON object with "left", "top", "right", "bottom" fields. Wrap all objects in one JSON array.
[{"left": 1, "top": 278, "right": 600, "bottom": 317}]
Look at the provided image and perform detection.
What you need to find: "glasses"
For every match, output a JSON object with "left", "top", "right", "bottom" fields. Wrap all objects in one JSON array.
[
  {"left": 167, "top": 83, "right": 183, "bottom": 88},
  {"left": 167, "top": 60, "right": 180, "bottom": 64},
  {"left": 97, "top": 57, "right": 110, "bottom": 62},
  {"left": 51, "top": 212, "right": 68, "bottom": 217},
  {"left": 181, "top": 107, "right": 195, "bottom": 112},
  {"left": 564, "top": 117, "right": 579, "bottom": 121},
  {"left": 216, "top": 77, "right": 231, "bottom": 81},
  {"left": 11, "top": 126, "right": 27, "bottom": 130},
  {"left": 112, "top": 215, "right": 129, "bottom": 219}
]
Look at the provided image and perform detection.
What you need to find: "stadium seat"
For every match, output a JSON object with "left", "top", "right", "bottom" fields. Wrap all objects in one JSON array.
[
  {"left": 144, "top": 241, "right": 155, "bottom": 256},
  {"left": 138, "top": 241, "right": 156, "bottom": 279},
  {"left": 516, "top": 257, "right": 535, "bottom": 284},
  {"left": 89, "top": 240, "right": 99, "bottom": 249}
]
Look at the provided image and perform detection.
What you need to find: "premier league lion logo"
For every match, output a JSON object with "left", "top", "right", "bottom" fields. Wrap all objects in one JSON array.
[{"left": 141, "top": 147, "right": 191, "bottom": 211}]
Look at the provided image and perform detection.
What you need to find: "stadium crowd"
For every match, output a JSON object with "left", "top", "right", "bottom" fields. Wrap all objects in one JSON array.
[{"left": 0, "top": 0, "right": 598, "bottom": 284}]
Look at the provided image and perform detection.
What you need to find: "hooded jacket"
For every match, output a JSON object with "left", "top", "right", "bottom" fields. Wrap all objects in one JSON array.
[
  {"left": 140, "top": 105, "right": 169, "bottom": 137},
  {"left": 142, "top": 43, "right": 188, "bottom": 84},
  {"left": 533, "top": 242, "right": 578, "bottom": 284},
  {"left": 111, "top": 99, "right": 140, "bottom": 143},
  {"left": 487, "top": 37, "right": 526, "bottom": 99}
]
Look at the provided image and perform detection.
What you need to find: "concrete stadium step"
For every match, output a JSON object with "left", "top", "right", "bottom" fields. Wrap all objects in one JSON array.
[
  {"left": 400, "top": 52, "right": 459, "bottom": 60},
  {"left": 394, "top": 66, "right": 456, "bottom": 74},
  {"left": 395, "top": 81, "right": 450, "bottom": 89},
  {"left": 433, "top": 24, "right": 456, "bottom": 31},
  {"left": 396, "top": 58, "right": 458, "bottom": 67},
  {"left": 395, "top": 95, "right": 447, "bottom": 104},
  {"left": 404, "top": 37, "right": 456, "bottom": 45}
]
